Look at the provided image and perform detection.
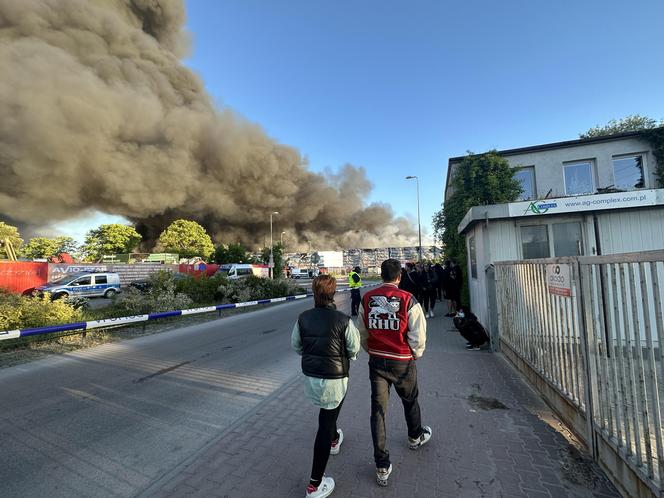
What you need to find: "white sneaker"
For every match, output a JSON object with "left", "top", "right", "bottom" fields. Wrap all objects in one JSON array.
[
  {"left": 306, "top": 476, "right": 335, "bottom": 497},
  {"left": 408, "top": 425, "right": 433, "bottom": 449},
  {"left": 376, "top": 464, "right": 392, "bottom": 486},
  {"left": 330, "top": 429, "right": 343, "bottom": 455},
  {"left": 430, "top": 310, "right": 435, "bottom": 318}
]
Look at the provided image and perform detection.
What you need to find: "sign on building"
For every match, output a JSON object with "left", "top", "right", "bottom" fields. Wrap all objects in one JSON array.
[
  {"left": 508, "top": 190, "right": 657, "bottom": 217},
  {"left": 546, "top": 263, "right": 572, "bottom": 297}
]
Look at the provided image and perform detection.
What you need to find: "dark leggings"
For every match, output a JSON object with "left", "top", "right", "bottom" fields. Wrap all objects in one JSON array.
[
  {"left": 311, "top": 397, "right": 345, "bottom": 484},
  {"left": 422, "top": 289, "right": 437, "bottom": 312}
]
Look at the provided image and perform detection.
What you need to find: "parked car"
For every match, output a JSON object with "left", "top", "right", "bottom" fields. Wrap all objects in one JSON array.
[
  {"left": 35, "top": 272, "right": 121, "bottom": 299},
  {"left": 215, "top": 264, "right": 269, "bottom": 280},
  {"left": 290, "top": 268, "right": 312, "bottom": 279}
]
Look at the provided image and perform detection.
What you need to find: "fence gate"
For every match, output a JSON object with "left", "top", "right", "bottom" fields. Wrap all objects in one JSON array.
[{"left": 495, "top": 251, "right": 664, "bottom": 498}]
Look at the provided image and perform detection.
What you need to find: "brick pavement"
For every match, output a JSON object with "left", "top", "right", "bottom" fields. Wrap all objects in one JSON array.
[{"left": 143, "top": 310, "right": 621, "bottom": 498}]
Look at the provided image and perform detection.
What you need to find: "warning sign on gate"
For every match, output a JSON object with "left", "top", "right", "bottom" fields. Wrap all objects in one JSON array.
[{"left": 546, "top": 263, "right": 572, "bottom": 297}]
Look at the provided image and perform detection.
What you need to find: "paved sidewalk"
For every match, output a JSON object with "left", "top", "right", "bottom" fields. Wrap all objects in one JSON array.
[{"left": 144, "top": 309, "right": 620, "bottom": 498}]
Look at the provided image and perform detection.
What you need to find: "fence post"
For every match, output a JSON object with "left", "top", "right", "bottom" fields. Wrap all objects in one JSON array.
[
  {"left": 576, "top": 259, "right": 598, "bottom": 459},
  {"left": 485, "top": 264, "right": 500, "bottom": 352}
]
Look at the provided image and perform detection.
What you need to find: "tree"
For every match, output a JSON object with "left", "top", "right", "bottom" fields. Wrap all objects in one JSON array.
[
  {"left": 158, "top": 219, "right": 214, "bottom": 259},
  {"left": 213, "top": 242, "right": 254, "bottom": 264},
  {"left": 82, "top": 224, "right": 142, "bottom": 261},
  {"left": 433, "top": 152, "right": 522, "bottom": 303},
  {"left": 0, "top": 221, "right": 23, "bottom": 259},
  {"left": 580, "top": 114, "right": 663, "bottom": 138},
  {"left": 260, "top": 243, "right": 285, "bottom": 278},
  {"left": 20, "top": 236, "right": 77, "bottom": 259}
]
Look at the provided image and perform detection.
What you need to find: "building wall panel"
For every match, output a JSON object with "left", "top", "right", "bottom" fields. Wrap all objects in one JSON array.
[{"left": 598, "top": 207, "right": 664, "bottom": 254}]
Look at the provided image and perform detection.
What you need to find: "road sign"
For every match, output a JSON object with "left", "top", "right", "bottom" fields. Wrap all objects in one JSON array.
[{"left": 546, "top": 263, "right": 572, "bottom": 297}]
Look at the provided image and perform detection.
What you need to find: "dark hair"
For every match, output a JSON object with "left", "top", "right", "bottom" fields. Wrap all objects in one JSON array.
[
  {"left": 353, "top": 266, "right": 361, "bottom": 273},
  {"left": 312, "top": 274, "right": 336, "bottom": 307},
  {"left": 381, "top": 259, "right": 402, "bottom": 282}
]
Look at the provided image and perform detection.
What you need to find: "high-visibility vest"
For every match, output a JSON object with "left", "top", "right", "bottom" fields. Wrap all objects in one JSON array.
[{"left": 349, "top": 271, "right": 362, "bottom": 289}]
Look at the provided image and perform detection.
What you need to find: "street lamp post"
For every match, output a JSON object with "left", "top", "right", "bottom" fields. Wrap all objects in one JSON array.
[
  {"left": 406, "top": 175, "right": 422, "bottom": 262},
  {"left": 269, "top": 211, "right": 279, "bottom": 279}
]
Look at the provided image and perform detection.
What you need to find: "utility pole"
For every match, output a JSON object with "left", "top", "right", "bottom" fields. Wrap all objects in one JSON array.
[
  {"left": 269, "top": 211, "right": 279, "bottom": 279},
  {"left": 406, "top": 175, "right": 422, "bottom": 261}
]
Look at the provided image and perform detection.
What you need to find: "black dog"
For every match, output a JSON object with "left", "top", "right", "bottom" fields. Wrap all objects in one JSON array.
[{"left": 453, "top": 308, "right": 489, "bottom": 350}]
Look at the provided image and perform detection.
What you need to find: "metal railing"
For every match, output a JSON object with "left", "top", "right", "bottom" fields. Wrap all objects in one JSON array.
[
  {"left": 0, "top": 283, "right": 379, "bottom": 343},
  {"left": 496, "top": 251, "right": 664, "bottom": 498}
]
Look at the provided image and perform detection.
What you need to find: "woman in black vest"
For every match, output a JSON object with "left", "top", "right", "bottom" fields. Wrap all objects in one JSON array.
[{"left": 291, "top": 275, "right": 361, "bottom": 498}]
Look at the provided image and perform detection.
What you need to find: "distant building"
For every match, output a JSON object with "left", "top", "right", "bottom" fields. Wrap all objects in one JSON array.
[{"left": 343, "top": 246, "right": 442, "bottom": 269}]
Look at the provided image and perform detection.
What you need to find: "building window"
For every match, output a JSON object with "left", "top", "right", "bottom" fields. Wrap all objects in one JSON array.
[
  {"left": 520, "top": 225, "right": 550, "bottom": 259},
  {"left": 552, "top": 222, "right": 584, "bottom": 256},
  {"left": 564, "top": 161, "right": 594, "bottom": 196},
  {"left": 468, "top": 236, "right": 477, "bottom": 279},
  {"left": 612, "top": 155, "right": 645, "bottom": 190},
  {"left": 515, "top": 167, "right": 536, "bottom": 200}
]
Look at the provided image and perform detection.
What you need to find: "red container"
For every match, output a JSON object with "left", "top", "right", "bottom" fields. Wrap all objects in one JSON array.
[{"left": 0, "top": 262, "right": 49, "bottom": 294}]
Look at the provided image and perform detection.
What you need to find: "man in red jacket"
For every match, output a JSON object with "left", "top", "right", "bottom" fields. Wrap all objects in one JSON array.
[{"left": 358, "top": 258, "right": 432, "bottom": 487}]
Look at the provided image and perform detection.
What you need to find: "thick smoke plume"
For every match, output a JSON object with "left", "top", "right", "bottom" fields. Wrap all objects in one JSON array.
[{"left": 0, "top": 0, "right": 416, "bottom": 250}]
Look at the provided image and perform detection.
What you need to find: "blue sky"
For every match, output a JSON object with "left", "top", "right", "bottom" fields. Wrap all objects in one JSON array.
[{"left": 60, "top": 0, "right": 664, "bottom": 244}]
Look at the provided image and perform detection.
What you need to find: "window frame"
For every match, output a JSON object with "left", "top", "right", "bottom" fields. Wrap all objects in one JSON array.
[
  {"left": 517, "top": 217, "right": 586, "bottom": 259},
  {"left": 563, "top": 160, "right": 596, "bottom": 196},
  {"left": 468, "top": 235, "right": 477, "bottom": 279},
  {"left": 611, "top": 153, "right": 647, "bottom": 190},
  {"left": 518, "top": 224, "right": 551, "bottom": 260},
  {"left": 515, "top": 166, "right": 536, "bottom": 201},
  {"left": 70, "top": 276, "right": 92, "bottom": 286}
]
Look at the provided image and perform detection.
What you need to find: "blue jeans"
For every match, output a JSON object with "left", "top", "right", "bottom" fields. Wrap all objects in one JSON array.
[{"left": 369, "top": 357, "right": 423, "bottom": 468}]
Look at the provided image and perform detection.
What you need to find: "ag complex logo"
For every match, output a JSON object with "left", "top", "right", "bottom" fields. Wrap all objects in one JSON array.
[{"left": 524, "top": 201, "right": 558, "bottom": 215}]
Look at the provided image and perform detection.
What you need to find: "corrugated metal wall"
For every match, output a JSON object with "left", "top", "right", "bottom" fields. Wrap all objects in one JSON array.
[
  {"left": 598, "top": 207, "right": 664, "bottom": 254},
  {"left": 0, "top": 262, "right": 49, "bottom": 293}
]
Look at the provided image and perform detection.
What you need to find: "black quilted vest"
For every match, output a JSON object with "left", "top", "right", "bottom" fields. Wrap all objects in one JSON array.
[{"left": 298, "top": 305, "right": 350, "bottom": 379}]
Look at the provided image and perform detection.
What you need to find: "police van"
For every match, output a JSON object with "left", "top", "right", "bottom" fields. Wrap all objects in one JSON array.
[
  {"left": 36, "top": 272, "right": 121, "bottom": 299},
  {"left": 215, "top": 264, "right": 269, "bottom": 280}
]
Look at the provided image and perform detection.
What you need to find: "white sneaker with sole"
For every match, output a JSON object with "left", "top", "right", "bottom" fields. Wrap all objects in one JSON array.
[
  {"left": 306, "top": 476, "right": 335, "bottom": 498},
  {"left": 330, "top": 429, "right": 343, "bottom": 455},
  {"left": 376, "top": 464, "right": 392, "bottom": 486},
  {"left": 408, "top": 425, "right": 433, "bottom": 449},
  {"left": 430, "top": 310, "right": 435, "bottom": 318}
]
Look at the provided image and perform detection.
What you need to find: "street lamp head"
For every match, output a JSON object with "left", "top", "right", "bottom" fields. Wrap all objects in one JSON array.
[
  {"left": 406, "top": 175, "right": 417, "bottom": 180},
  {"left": 272, "top": 211, "right": 279, "bottom": 215}
]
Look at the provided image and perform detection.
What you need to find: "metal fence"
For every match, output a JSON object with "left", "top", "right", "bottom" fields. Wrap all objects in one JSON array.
[{"left": 496, "top": 251, "right": 664, "bottom": 498}]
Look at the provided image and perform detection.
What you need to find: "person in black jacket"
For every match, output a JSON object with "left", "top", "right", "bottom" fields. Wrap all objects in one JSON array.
[
  {"left": 433, "top": 263, "right": 445, "bottom": 301},
  {"left": 291, "top": 275, "right": 361, "bottom": 498},
  {"left": 398, "top": 262, "right": 419, "bottom": 295},
  {"left": 445, "top": 260, "right": 463, "bottom": 317}
]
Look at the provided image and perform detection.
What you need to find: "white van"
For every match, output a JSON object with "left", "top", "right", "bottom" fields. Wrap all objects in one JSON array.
[
  {"left": 36, "top": 272, "right": 122, "bottom": 299},
  {"left": 216, "top": 264, "right": 269, "bottom": 280}
]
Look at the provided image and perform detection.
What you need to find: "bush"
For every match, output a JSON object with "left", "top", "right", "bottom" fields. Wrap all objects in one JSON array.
[
  {"left": 112, "top": 271, "right": 193, "bottom": 314},
  {"left": 216, "top": 276, "right": 306, "bottom": 303},
  {"left": 0, "top": 290, "right": 84, "bottom": 331},
  {"left": 175, "top": 274, "right": 227, "bottom": 303}
]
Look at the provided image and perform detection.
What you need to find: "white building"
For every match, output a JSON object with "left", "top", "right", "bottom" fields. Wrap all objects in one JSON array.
[{"left": 445, "top": 130, "right": 664, "bottom": 328}]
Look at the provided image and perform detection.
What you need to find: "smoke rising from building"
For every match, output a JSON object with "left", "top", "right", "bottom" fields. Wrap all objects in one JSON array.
[{"left": 0, "top": 0, "right": 416, "bottom": 249}]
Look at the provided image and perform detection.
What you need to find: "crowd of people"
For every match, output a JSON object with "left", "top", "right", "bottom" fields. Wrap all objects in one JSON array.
[{"left": 397, "top": 260, "right": 463, "bottom": 318}]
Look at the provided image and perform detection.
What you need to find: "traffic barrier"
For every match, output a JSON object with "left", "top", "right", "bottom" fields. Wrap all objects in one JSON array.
[{"left": 0, "top": 284, "right": 378, "bottom": 342}]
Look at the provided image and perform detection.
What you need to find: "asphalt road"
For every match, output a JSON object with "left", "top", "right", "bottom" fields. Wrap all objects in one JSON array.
[{"left": 0, "top": 290, "right": 353, "bottom": 497}]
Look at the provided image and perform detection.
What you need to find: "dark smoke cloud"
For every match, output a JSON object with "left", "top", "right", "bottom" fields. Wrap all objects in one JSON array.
[{"left": 0, "top": 0, "right": 416, "bottom": 249}]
